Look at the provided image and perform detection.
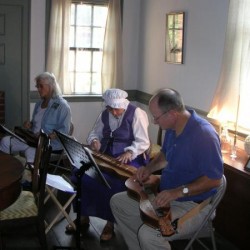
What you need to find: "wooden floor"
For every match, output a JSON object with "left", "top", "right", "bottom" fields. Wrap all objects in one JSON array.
[{"left": 1, "top": 196, "right": 240, "bottom": 250}]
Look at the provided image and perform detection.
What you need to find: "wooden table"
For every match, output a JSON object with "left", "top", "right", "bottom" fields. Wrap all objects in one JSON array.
[
  {"left": 0, "top": 152, "right": 23, "bottom": 211},
  {"left": 214, "top": 148, "right": 250, "bottom": 250}
]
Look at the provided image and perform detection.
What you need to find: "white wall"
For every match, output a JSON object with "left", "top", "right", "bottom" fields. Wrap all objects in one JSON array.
[
  {"left": 29, "top": 0, "right": 229, "bottom": 143},
  {"left": 135, "top": 0, "right": 229, "bottom": 111},
  {"left": 30, "top": 0, "right": 46, "bottom": 87}
]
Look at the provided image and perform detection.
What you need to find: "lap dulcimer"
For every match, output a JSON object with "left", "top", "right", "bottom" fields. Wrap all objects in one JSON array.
[
  {"left": 90, "top": 150, "right": 137, "bottom": 179},
  {"left": 125, "top": 174, "right": 178, "bottom": 236},
  {"left": 14, "top": 126, "right": 39, "bottom": 147}
]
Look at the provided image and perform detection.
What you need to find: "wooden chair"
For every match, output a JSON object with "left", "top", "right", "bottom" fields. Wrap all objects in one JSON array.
[
  {"left": 148, "top": 126, "right": 163, "bottom": 160},
  {"left": 0, "top": 130, "right": 52, "bottom": 250}
]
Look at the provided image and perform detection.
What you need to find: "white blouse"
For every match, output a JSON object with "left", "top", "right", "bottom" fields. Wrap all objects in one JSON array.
[{"left": 87, "top": 107, "right": 150, "bottom": 159}]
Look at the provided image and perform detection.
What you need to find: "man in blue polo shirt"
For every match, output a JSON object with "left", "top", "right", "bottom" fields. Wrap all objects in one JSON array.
[{"left": 110, "top": 88, "right": 223, "bottom": 250}]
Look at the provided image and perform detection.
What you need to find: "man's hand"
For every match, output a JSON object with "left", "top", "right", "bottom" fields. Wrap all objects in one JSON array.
[
  {"left": 154, "top": 189, "right": 179, "bottom": 208},
  {"left": 136, "top": 166, "right": 151, "bottom": 184},
  {"left": 90, "top": 139, "right": 101, "bottom": 151}
]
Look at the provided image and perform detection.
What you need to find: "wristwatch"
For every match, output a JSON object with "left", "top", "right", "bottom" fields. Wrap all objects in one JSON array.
[{"left": 182, "top": 185, "right": 189, "bottom": 197}]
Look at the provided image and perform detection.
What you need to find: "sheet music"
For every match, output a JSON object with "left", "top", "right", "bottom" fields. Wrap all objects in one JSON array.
[{"left": 46, "top": 174, "right": 76, "bottom": 193}]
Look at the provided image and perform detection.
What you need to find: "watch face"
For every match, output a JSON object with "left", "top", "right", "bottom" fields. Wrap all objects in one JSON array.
[{"left": 183, "top": 187, "right": 189, "bottom": 194}]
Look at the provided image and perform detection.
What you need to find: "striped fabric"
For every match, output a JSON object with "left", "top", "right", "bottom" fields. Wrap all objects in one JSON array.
[{"left": 0, "top": 191, "right": 37, "bottom": 220}]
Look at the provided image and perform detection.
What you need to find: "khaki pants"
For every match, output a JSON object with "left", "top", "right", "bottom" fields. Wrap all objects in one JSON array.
[{"left": 110, "top": 191, "right": 211, "bottom": 250}]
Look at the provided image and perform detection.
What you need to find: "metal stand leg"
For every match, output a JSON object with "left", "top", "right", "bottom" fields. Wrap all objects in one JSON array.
[{"left": 53, "top": 164, "right": 91, "bottom": 250}]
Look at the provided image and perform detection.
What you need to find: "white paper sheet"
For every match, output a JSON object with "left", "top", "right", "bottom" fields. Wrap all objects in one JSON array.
[{"left": 46, "top": 174, "right": 76, "bottom": 193}]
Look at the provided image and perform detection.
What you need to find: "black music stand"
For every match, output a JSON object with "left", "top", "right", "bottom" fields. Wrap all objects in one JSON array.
[
  {"left": 0, "top": 124, "right": 27, "bottom": 144},
  {"left": 53, "top": 130, "right": 111, "bottom": 250}
]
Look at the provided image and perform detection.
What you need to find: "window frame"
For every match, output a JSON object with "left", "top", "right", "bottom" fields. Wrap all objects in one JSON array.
[{"left": 69, "top": 1, "right": 108, "bottom": 94}]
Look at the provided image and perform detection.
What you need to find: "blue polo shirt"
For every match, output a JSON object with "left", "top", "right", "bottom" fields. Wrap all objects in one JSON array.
[{"left": 160, "top": 110, "right": 223, "bottom": 202}]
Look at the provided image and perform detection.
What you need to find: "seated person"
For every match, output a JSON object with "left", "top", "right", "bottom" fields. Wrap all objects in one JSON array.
[
  {"left": 66, "top": 88, "right": 150, "bottom": 241},
  {"left": 0, "top": 72, "right": 72, "bottom": 163},
  {"left": 110, "top": 88, "right": 223, "bottom": 250}
]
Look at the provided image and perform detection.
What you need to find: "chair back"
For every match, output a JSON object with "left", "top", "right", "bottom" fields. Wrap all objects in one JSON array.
[
  {"left": 148, "top": 126, "right": 164, "bottom": 160},
  {"left": 209, "top": 175, "right": 227, "bottom": 211},
  {"left": 69, "top": 121, "right": 74, "bottom": 136},
  {"left": 156, "top": 126, "right": 163, "bottom": 146},
  {"left": 182, "top": 175, "right": 227, "bottom": 250},
  {"left": 36, "top": 131, "right": 52, "bottom": 218},
  {"left": 0, "top": 130, "right": 51, "bottom": 250},
  {"left": 32, "top": 130, "right": 50, "bottom": 194}
]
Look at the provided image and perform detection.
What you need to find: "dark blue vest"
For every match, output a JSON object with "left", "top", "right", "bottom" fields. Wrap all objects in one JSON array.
[{"left": 100, "top": 104, "right": 136, "bottom": 157}]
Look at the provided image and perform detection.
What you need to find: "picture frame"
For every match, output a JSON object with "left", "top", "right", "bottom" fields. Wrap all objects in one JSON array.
[{"left": 165, "top": 12, "right": 185, "bottom": 64}]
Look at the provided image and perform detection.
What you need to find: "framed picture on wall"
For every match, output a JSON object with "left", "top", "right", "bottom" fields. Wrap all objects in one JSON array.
[{"left": 165, "top": 12, "right": 185, "bottom": 64}]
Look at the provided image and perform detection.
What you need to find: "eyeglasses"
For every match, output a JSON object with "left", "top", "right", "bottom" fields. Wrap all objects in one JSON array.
[
  {"left": 36, "top": 84, "right": 46, "bottom": 89},
  {"left": 152, "top": 111, "right": 168, "bottom": 122}
]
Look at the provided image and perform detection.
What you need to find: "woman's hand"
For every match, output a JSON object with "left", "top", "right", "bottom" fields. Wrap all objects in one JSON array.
[
  {"left": 90, "top": 139, "right": 101, "bottom": 151},
  {"left": 49, "top": 132, "right": 57, "bottom": 140},
  {"left": 116, "top": 150, "right": 133, "bottom": 164},
  {"left": 23, "top": 121, "right": 32, "bottom": 129}
]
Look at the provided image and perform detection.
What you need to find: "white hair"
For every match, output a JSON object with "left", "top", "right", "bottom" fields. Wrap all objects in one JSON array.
[{"left": 35, "top": 72, "right": 62, "bottom": 98}]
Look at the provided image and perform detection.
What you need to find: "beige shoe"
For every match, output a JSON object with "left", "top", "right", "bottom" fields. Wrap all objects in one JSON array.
[{"left": 100, "top": 222, "right": 115, "bottom": 242}]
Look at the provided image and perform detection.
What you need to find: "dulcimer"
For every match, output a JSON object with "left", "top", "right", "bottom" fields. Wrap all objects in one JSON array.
[
  {"left": 125, "top": 174, "right": 177, "bottom": 236},
  {"left": 0, "top": 124, "right": 38, "bottom": 147},
  {"left": 14, "top": 126, "right": 39, "bottom": 147},
  {"left": 89, "top": 149, "right": 137, "bottom": 179}
]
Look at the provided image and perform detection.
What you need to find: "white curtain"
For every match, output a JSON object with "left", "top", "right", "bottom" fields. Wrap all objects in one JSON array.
[
  {"left": 101, "top": 0, "right": 123, "bottom": 92},
  {"left": 46, "top": 0, "right": 71, "bottom": 94},
  {"left": 208, "top": 0, "right": 250, "bottom": 132}
]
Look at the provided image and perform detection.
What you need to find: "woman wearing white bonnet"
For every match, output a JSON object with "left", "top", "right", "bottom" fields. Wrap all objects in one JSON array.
[
  {"left": 67, "top": 88, "right": 150, "bottom": 241},
  {"left": 102, "top": 88, "right": 129, "bottom": 109}
]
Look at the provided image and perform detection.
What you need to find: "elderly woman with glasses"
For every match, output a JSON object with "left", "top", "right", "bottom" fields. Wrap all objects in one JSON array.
[
  {"left": 0, "top": 72, "right": 72, "bottom": 163},
  {"left": 66, "top": 88, "right": 150, "bottom": 242}
]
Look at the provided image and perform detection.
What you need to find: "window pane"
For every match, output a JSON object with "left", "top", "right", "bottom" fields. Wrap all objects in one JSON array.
[
  {"left": 69, "top": 51, "right": 75, "bottom": 71},
  {"left": 76, "top": 51, "right": 91, "bottom": 72},
  {"left": 92, "top": 73, "right": 102, "bottom": 94},
  {"left": 77, "top": 5, "right": 91, "bottom": 26},
  {"left": 70, "top": 27, "right": 75, "bottom": 47},
  {"left": 76, "top": 27, "right": 91, "bottom": 47},
  {"left": 75, "top": 73, "right": 91, "bottom": 93},
  {"left": 93, "top": 6, "right": 108, "bottom": 27},
  {"left": 93, "top": 51, "right": 102, "bottom": 72},
  {"left": 93, "top": 27, "right": 105, "bottom": 48}
]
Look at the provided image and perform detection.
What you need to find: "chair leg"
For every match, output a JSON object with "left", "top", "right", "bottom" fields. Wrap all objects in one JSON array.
[
  {"left": 0, "top": 232, "right": 6, "bottom": 250},
  {"left": 210, "top": 229, "right": 217, "bottom": 250},
  {"left": 45, "top": 186, "right": 76, "bottom": 234},
  {"left": 37, "top": 221, "right": 48, "bottom": 250}
]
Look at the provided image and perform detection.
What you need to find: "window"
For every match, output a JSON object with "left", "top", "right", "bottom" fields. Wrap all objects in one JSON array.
[
  {"left": 69, "top": 2, "right": 108, "bottom": 94},
  {"left": 46, "top": 0, "right": 122, "bottom": 95}
]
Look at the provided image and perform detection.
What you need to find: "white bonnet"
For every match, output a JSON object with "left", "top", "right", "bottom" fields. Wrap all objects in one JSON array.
[{"left": 102, "top": 88, "right": 129, "bottom": 109}]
